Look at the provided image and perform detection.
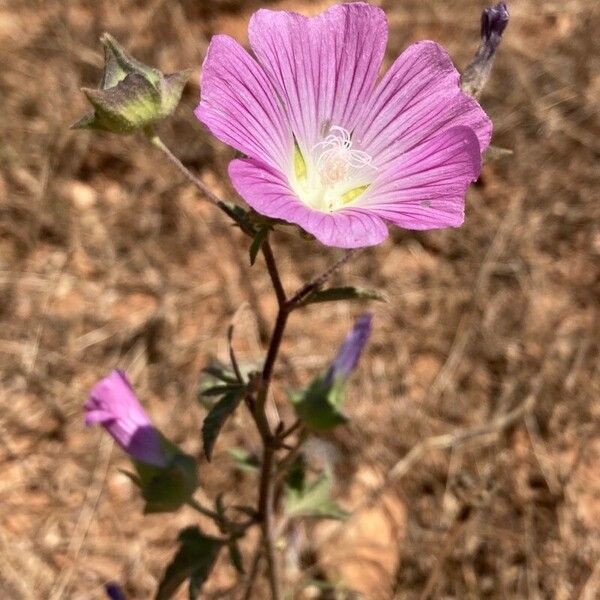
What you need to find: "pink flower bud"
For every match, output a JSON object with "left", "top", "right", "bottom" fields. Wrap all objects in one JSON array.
[{"left": 85, "top": 371, "right": 167, "bottom": 467}]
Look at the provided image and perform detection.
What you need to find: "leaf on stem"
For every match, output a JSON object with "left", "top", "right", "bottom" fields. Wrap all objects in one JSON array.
[
  {"left": 285, "top": 471, "right": 349, "bottom": 521},
  {"left": 202, "top": 389, "right": 245, "bottom": 461},
  {"left": 228, "top": 539, "right": 245, "bottom": 574},
  {"left": 156, "top": 527, "right": 223, "bottom": 600},
  {"left": 219, "top": 201, "right": 256, "bottom": 236},
  {"left": 200, "top": 384, "right": 245, "bottom": 397},
  {"left": 201, "top": 365, "right": 240, "bottom": 385},
  {"left": 249, "top": 226, "right": 270, "bottom": 266},
  {"left": 299, "top": 286, "right": 387, "bottom": 307}
]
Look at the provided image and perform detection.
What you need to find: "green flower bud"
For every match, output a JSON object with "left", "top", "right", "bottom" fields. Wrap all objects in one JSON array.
[{"left": 72, "top": 33, "right": 190, "bottom": 134}]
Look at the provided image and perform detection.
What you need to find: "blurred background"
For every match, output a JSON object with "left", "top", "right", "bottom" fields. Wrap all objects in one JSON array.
[{"left": 1, "top": 0, "right": 599, "bottom": 598}]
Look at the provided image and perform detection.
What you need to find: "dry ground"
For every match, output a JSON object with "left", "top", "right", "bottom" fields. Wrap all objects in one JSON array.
[{"left": 1, "top": 0, "right": 599, "bottom": 598}]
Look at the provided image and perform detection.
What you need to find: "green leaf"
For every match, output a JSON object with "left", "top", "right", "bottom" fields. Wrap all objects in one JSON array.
[
  {"left": 290, "top": 377, "right": 348, "bottom": 432},
  {"left": 228, "top": 539, "right": 245, "bottom": 574},
  {"left": 285, "top": 472, "right": 349, "bottom": 521},
  {"left": 285, "top": 455, "right": 306, "bottom": 492},
  {"left": 300, "top": 286, "right": 387, "bottom": 307},
  {"left": 228, "top": 447, "right": 260, "bottom": 473},
  {"left": 202, "top": 365, "right": 240, "bottom": 385},
  {"left": 199, "top": 383, "right": 245, "bottom": 397},
  {"left": 218, "top": 201, "right": 256, "bottom": 236},
  {"left": 249, "top": 226, "right": 270, "bottom": 266},
  {"left": 202, "top": 390, "right": 244, "bottom": 461},
  {"left": 156, "top": 527, "right": 223, "bottom": 600}
]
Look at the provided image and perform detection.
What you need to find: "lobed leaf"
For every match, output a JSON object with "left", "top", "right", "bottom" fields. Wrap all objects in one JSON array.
[
  {"left": 156, "top": 527, "right": 223, "bottom": 600},
  {"left": 249, "top": 226, "right": 270, "bottom": 266}
]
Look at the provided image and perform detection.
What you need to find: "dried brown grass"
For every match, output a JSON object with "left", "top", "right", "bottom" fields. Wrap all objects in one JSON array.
[{"left": 0, "top": 0, "right": 599, "bottom": 598}]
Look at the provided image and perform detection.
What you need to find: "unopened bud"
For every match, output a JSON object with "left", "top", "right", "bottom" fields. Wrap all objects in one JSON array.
[
  {"left": 461, "top": 3, "right": 509, "bottom": 98},
  {"left": 72, "top": 33, "right": 190, "bottom": 133}
]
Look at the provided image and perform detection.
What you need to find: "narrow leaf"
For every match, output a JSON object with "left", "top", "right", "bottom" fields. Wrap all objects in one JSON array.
[
  {"left": 202, "top": 365, "right": 239, "bottom": 385},
  {"left": 199, "top": 384, "right": 244, "bottom": 398},
  {"left": 249, "top": 226, "right": 270, "bottom": 266},
  {"left": 202, "top": 390, "right": 244, "bottom": 461},
  {"left": 228, "top": 540, "right": 245, "bottom": 574},
  {"left": 218, "top": 201, "right": 256, "bottom": 236},
  {"left": 156, "top": 527, "right": 223, "bottom": 600},
  {"left": 300, "top": 286, "right": 387, "bottom": 307}
]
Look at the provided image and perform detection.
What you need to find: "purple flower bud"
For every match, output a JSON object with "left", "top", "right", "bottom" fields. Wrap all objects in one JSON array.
[
  {"left": 461, "top": 2, "right": 510, "bottom": 98},
  {"left": 85, "top": 371, "right": 167, "bottom": 467},
  {"left": 325, "top": 314, "right": 372, "bottom": 385},
  {"left": 105, "top": 583, "right": 127, "bottom": 600},
  {"left": 481, "top": 3, "right": 510, "bottom": 54}
]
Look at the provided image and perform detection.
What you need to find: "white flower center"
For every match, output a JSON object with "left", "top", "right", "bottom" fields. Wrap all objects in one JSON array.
[{"left": 291, "top": 126, "right": 375, "bottom": 212}]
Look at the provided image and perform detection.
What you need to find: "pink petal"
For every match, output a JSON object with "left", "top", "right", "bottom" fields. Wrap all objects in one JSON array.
[
  {"left": 229, "top": 158, "right": 389, "bottom": 248},
  {"left": 355, "top": 41, "right": 492, "bottom": 170},
  {"left": 248, "top": 4, "right": 388, "bottom": 155},
  {"left": 357, "top": 126, "right": 482, "bottom": 230},
  {"left": 195, "top": 35, "right": 293, "bottom": 171},
  {"left": 84, "top": 410, "right": 115, "bottom": 426}
]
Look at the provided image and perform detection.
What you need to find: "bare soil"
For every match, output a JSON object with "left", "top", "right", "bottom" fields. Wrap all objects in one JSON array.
[{"left": 1, "top": 0, "right": 599, "bottom": 598}]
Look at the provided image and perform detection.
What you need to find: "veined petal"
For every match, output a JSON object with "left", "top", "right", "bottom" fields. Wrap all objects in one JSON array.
[
  {"left": 229, "top": 158, "right": 389, "bottom": 248},
  {"left": 358, "top": 126, "right": 481, "bottom": 230},
  {"left": 195, "top": 35, "right": 293, "bottom": 171},
  {"left": 248, "top": 3, "right": 388, "bottom": 155},
  {"left": 355, "top": 41, "right": 492, "bottom": 170}
]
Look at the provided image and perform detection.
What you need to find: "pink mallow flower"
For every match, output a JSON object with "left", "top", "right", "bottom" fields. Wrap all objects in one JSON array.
[
  {"left": 195, "top": 3, "right": 492, "bottom": 248},
  {"left": 85, "top": 371, "right": 167, "bottom": 467}
]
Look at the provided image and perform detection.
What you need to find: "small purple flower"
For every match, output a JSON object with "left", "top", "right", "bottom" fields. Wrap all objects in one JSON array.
[
  {"left": 85, "top": 371, "right": 167, "bottom": 467},
  {"left": 461, "top": 3, "right": 509, "bottom": 98},
  {"left": 195, "top": 3, "right": 492, "bottom": 248},
  {"left": 324, "top": 314, "right": 372, "bottom": 386},
  {"left": 482, "top": 3, "right": 510, "bottom": 53}
]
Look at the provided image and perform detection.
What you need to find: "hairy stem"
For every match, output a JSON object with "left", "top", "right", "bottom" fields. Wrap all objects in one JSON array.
[
  {"left": 241, "top": 539, "right": 264, "bottom": 600},
  {"left": 252, "top": 240, "right": 360, "bottom": 598},
  {"left": 148, "top": 135, "right": 358, "bottom": 598},
  {"left": 252, "top": 238, "right": 290, "bottom": 600},
  {"left": 258, "top": 443, "right": 281, "bottom": 600},
  {"left": 148, "top": 133, "right": 255, "bottom": 234},
  {"left": 148, "top": 133, "right": 222, "bottom": 207},
  {"left": 262, "top": 240, "right": 287, "bottom": 308}
]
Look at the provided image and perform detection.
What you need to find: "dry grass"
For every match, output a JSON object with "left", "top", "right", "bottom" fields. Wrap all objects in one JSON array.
[{"left": 1, "top": 0, "right": 599, "bottom": 598}]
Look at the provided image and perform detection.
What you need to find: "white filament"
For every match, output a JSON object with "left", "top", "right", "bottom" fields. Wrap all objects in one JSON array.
[
  {"left": 313, "top": 126, "right": 374, "bottom": 185},
  {"left": 292, "top": 126, "right": 376, "bottom": 212}
]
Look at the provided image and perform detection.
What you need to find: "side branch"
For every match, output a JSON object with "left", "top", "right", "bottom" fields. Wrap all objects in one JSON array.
[{"left": 288, "top": 249, "right": 358, "bottom": 306}]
